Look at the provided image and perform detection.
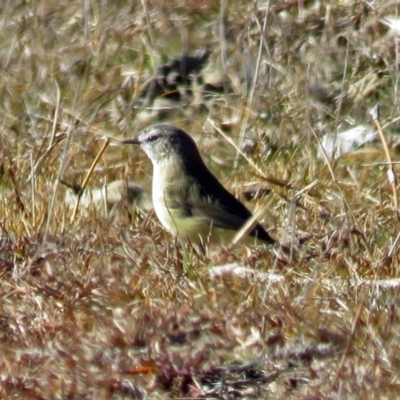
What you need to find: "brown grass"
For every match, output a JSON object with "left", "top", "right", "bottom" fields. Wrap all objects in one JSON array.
[{"left": 1, "top": 0, "right": 400, "bottom": 398}]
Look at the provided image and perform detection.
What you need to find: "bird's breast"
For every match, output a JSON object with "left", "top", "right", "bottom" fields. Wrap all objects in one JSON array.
[
  {"left": 151, "top": 161, "right": 207, "bottom": 243},
  {"left": 151, "top": 162, "right": 181, "bottom": 235}
]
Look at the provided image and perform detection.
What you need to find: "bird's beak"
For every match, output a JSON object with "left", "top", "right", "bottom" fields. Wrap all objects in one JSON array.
[{"left": 123, "top": 138, "right": 141, "bottom": 145}]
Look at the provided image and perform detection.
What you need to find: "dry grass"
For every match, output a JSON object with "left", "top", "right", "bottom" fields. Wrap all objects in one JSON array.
[{"left": 1, "top": 0, "right": 400, "bottom": 398}]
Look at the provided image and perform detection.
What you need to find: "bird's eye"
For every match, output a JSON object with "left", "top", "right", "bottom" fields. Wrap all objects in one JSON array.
[{"left": 146, "top": 134, "right": 161, "bottom": 143}]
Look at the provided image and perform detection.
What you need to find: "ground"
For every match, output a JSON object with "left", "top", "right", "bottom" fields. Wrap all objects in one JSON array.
[{"left": 1, "top": 1, "right": 400, "bottom": 398}]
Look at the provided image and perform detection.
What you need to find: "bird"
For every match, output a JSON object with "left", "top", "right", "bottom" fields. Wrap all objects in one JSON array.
[{"left": 123, "top": 124, "right": 275, "bottom": 248}]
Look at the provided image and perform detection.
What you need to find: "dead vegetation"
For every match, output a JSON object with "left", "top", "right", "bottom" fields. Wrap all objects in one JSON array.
[{"left": 1, "top": 0, "right": 400, "bottom": 398}]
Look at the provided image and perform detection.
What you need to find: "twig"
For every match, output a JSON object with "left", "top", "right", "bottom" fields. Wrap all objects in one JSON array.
[
  {"left": 30, "top": 151, "right": 35, "bottom": 223},
  {"left": 236, "top": 7, "right": 268, "bottom": 165},
  {"left": 7, "top": 166, "right": 26, "bottom": 215},
  {"left": 232, "top": 201, "right": 271, "bottom": 246},
  {"left": 333, "top": 295, "right": 365, "bottom": 389},
  {"left": 141, "top": 0, "right": 154, "bottom": 47},
  {"left": 219, "top": 0, "right": 228, "bottom": 70},
  {"left": 388, "top": 231, "right": 400, "bottom": 257},
  {"left": 70, "top": 138, "right": 110, "bottom": 222},
  {"left": 363, "top": 161, "right": 400, "bottom": 166},
  {"left": 48, "top": 80, "right": 61, "bottom": 150},
  {"left": 207, "top": 118, "right": 268, "bottom": 179},
  {"left": 369, "top": 104, "right": 398, "bottom": 211}
]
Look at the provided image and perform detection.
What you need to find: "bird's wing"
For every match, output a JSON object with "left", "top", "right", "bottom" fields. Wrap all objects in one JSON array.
[
  {"left": 164, "top": 171, "right": 275, "bottom": 244},
  {"left": 189, "top": 199, "right": 274, "bottom": 244},
  {"left": 189, "top": 199, "right": 249, "bottom": 231}
]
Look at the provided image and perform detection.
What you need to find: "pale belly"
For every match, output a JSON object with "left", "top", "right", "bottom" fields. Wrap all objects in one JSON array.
[
  {"left": 152, "top": 166, "right": 179, "bottom": 235},
  {"left": 152, "top": 169, "right": 207, "bottom": 243}
]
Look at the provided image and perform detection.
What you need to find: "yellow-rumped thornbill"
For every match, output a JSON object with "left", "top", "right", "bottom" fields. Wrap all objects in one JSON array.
[{"left": 123, "top": 124, "right": 275, "bottom": 248}]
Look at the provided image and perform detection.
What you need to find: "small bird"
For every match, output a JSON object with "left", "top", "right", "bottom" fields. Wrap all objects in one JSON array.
[{"left": 123, "top": 124, "right": 275, "bottom": 248}]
